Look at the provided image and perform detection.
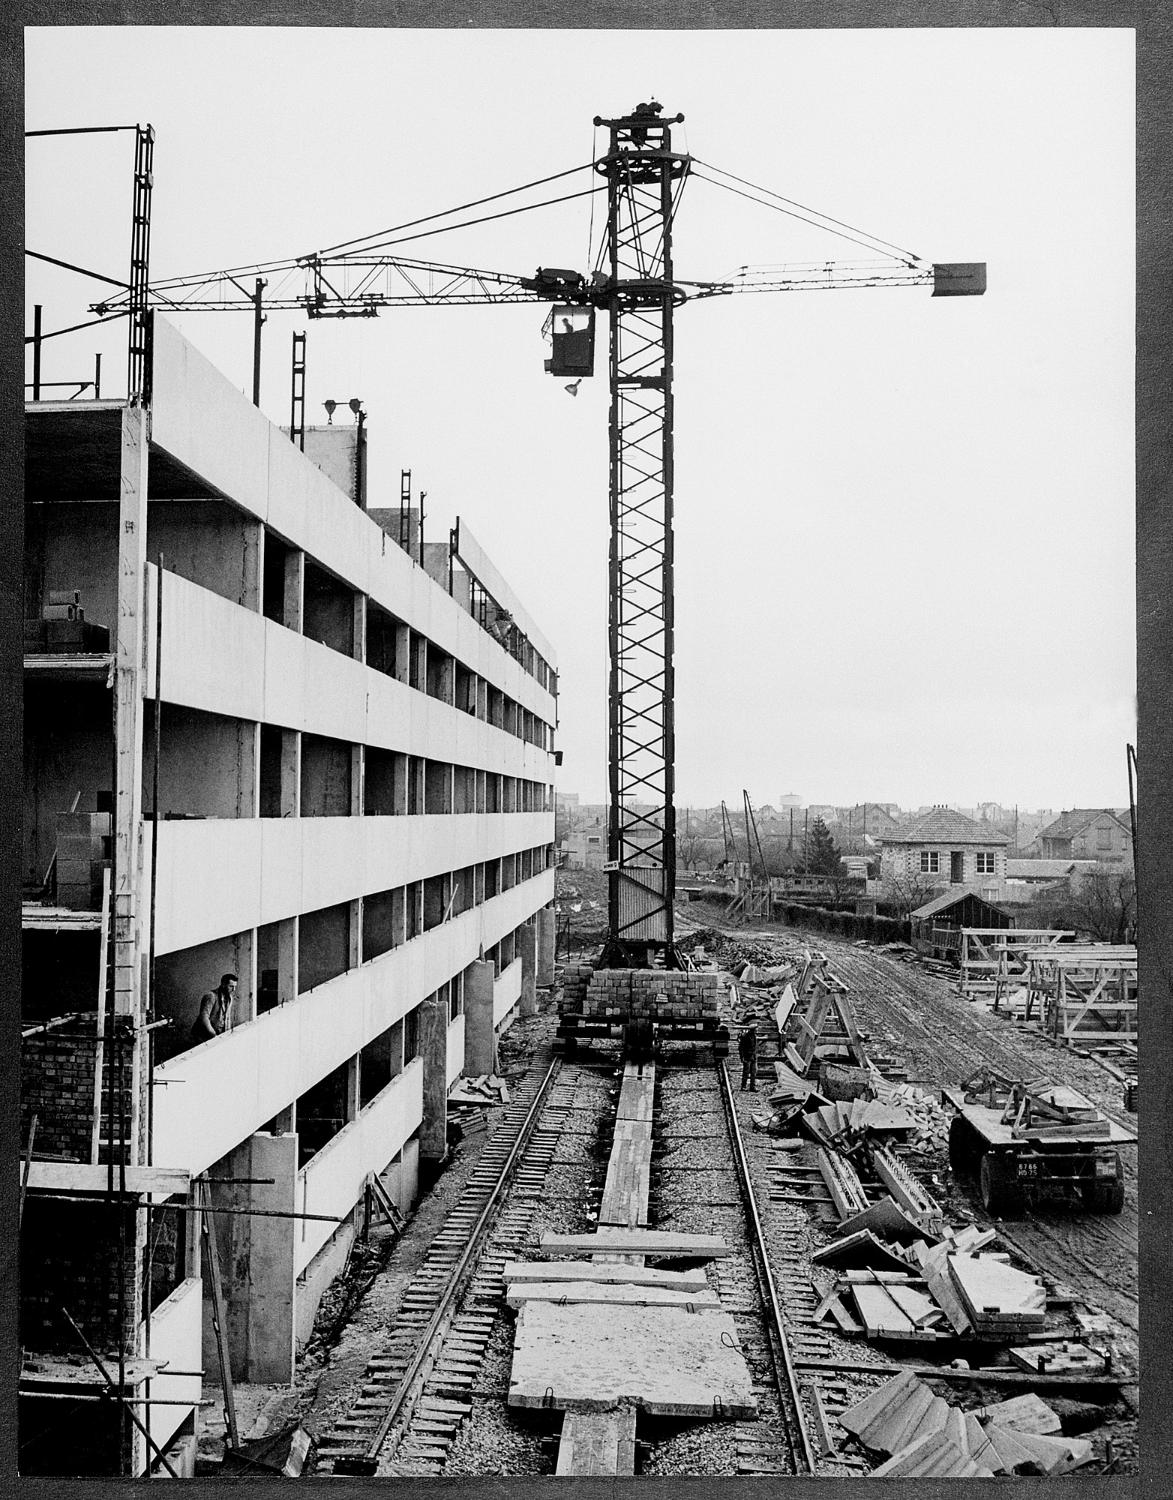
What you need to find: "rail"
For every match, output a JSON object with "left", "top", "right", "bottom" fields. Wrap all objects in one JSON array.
[
  {"left": 347, "top": 1057, "right": 562, "bottom": 1473},
  {"left": 716, "top": 1057, "right": 817, "bottom": 1474}
]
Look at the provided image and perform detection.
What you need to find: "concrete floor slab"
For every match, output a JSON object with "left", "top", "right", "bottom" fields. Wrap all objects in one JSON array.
[{"left": 507, "top": 1302, "right": 757, "bottom": 1418}]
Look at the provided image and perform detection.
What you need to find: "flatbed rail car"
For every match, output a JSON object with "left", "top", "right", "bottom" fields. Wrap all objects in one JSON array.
[
  {"left": 942, "top": 1069, "right": 1135, "bottom": 1217},
  {"left": 556, "top": 962, "right": 730, "bottom": 1054}
]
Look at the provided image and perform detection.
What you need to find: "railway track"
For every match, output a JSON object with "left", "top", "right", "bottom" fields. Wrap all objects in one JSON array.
[{"left": 314, "top": 1058, "right": 567, "bottom": 1474}]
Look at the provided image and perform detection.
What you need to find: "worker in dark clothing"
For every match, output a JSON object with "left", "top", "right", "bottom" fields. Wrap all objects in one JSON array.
[
  {"left": 191, "top": 973, "right": 238, "bottom": 1044},
  {"left": 738, "top": 1025, "right": 758, "bottom": 1091}
]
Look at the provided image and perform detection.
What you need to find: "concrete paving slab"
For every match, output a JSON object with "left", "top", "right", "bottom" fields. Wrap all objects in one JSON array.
[
  {"left": 507, "top": 1301, "right": 756, "bottom": 1418},
  {"left": 541, "top": 1230, "right": 729, "bottom": 1258},
  {"left": 506, "top": 1281, "right": 721, "bottom": 1309}
]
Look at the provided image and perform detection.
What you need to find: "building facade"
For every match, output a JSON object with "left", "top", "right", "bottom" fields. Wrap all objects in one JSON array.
[
  {"left": 879, "top": 805, "right": 1010, "bottom": 894},
  {"left": 1037, "top": 809, "right": 1134, "bottom": 869},
  {"left": 20, "top": 317, "right": 558, "bottom": 1475}
]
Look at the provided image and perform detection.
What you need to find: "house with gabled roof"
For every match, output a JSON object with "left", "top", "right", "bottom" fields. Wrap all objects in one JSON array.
[
  {"left": 879, "top": 804, "right": 1010, "bottom": 891},
  {"left": 1037, "top": 809, "right": 1133, "bottom": 869}
]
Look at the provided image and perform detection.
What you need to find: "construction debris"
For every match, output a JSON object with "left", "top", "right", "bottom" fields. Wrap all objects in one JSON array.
[{"left": 837, "top": 1369, "right": 1093, "bottom": 1477}]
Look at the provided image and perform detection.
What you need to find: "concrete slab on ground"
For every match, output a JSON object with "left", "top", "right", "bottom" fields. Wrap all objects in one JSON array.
[
  {"left": 507, "top": 1301, "right": 757, "bottom": 1417},
  {"left": 556, "top": 1408, "right": 637, "bottom": 1476}
]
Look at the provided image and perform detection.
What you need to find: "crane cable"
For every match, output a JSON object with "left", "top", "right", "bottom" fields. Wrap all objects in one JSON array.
[{"left": 691, "top": 158, "right": 923, "bottom": 265}]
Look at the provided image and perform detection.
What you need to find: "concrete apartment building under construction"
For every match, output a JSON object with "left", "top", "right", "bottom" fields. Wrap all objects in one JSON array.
[{"left": 20, "top": 315, "right": 558, "bottom": 1476}]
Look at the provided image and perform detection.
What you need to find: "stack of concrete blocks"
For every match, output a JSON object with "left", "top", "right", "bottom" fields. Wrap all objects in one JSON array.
[
  {"left": 55, "top": 811, "right": 111, "bottom": 910},
  {"left": 563, "top": 967, "right": 721, "bottom": 1027}
]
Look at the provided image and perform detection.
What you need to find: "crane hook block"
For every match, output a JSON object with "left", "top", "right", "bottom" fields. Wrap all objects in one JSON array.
[
  {"left": 543, "top": 304, "right": 596, "bottom": 378},
  {"left": 932, "top": 262, "right": 987, "bottom": 296}
]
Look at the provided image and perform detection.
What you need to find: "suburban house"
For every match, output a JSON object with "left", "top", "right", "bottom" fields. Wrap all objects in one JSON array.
[
  {"left": 1037, "top": 809, "right": 1133, "bottom": 869},
  {"left": 879, "top": 805, "right": 1010, "bottom": 892}
]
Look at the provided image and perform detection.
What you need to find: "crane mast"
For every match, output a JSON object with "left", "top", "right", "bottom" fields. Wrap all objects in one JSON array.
[{"left": 595, "top": 103, "right": 689, "bottom": 968}]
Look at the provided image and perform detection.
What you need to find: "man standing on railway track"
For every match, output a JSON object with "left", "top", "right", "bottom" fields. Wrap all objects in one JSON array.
[{"left": 738, "top": 1024, "right": 758, "bottom": 1091}]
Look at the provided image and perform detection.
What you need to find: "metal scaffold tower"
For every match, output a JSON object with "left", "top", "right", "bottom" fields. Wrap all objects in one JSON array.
[{"left": 595, "top": 104, "right": 689, "bottom": 967}]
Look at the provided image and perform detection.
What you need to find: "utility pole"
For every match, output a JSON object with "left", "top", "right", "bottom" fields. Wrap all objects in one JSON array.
[
  {"left": 251, "top": 278, "right": 267, "bottom": 406},
  {"left": 597, "top": 102, "right": 688, "bottom": 967}
]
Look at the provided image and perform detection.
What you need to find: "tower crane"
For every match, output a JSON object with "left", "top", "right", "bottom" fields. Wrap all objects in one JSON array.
[{"left": 81, "top": 100, "right": 985, "bottom": 969}]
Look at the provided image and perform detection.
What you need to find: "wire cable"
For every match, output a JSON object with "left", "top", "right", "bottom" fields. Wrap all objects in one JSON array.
[
  {"left": 26, "top": 309, "right": 130, "bottom": 343},
  {"left": 27, "top": 248, "right": 130, "bottom": 290},
  {"left": 692, "top": 158, "right": 922, "bottom": 264},
  {"left": 317, "top": 161, "right": 596, "bottom": 257},
  {"left": 322, "top": 184, "right": 607, "bottom": 259}
]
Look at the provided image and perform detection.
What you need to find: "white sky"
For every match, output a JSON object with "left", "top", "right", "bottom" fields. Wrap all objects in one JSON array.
[{"left": 25, "top": 26, "right": 1136, "bottom": 813}]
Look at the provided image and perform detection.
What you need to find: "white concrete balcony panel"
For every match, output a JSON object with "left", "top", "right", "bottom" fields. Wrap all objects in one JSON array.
[
  {"left": 294, "top": 1059, "right": 422, "bottom": 1275},
  {"left": 151, "top": 874, "right": 552, "bottom": 1175},
  {"left": 150, "top": 321, "right": 557, "bottom": 710},
  {"left": 494, "top": 957, "right": 523, "bottom": 1028},
  {"left": 151, "top": 812, "right": 553, "bottom": 955},
  {"left": 145, "top": 564, "right": 555, "bottom": 769},
  {"left": 143, "top": 1277, "right": 202, "bottom": 1458}
]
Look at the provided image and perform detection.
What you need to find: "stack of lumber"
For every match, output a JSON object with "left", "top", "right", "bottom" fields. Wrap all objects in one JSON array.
[{"left": 838, "top": 1370, "right": 1092, "bottom": 1477}]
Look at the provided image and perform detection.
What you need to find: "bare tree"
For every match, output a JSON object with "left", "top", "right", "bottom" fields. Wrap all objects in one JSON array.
[
  {"left": 882, "top": 868, "right": 941, "bottom": 919},
  {"left": 1035, "top": 868, "right": 1136, "bottom": 943}
]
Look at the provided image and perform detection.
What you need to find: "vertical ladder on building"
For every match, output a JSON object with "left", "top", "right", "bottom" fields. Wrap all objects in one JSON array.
[
  {"left": 127, "top": 125, "right": 155, "bottom": 402},
  {"left": 289, "top": 331, "right": 307, "bottom": 450},
  {"left": 399, "top": 469, "right": 412, "bottom": 552},
  {"left": 90, "top": 867, "right": 113, "bottom": 1164}
]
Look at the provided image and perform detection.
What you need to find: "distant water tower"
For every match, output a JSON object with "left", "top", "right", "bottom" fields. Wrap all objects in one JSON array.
[{"left": 778, "top": 793, "right": 803, "bottom": 810}]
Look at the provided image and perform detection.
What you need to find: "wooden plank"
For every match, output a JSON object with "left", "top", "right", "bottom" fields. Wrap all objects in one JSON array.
[
  {"left": 24, "top": 1161, "right": 191, "bottom": 1197},
  {"left": 506, "top": 1282, "right": 721, "bottom": 1310},
  {"left": 504, "top": 1260, "right": 709, "bottom": 1291},
  {"left": 556, "top": 1409, "right": 637, "bottom": 1476},
  {"left": 541, "top": 1230, "right": 729, "bottom": 1258}
]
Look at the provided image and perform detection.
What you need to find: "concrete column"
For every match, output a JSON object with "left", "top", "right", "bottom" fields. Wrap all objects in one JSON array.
[
  {"left": 277, "top": 915, "right": 299, "bottom": 1005},
  {"left": 393, "top": 623, "right": 411, "bottom": 684},
  {"left": 352, "top": 593, "right": 367, "bottom": 663},
  {"left": 113, "top": 406, "right": 149, "bottom": 1025},
  {"left": 207, "top": 1132, "right": 298, "bottom": 1385},
  {"left": 280, "top": 729, "right": 301, "bottom": 816},
  {"left": 419, "top": 993, "right": 451, "bottom": 1165},
  {"left": 518, "top": 923, "right": 537, "bottom": 1017},
  {"left": 348, "top": 897, "right": 362, "bottom": 971},
  {"left": 233, "top": 929, "right": 258, "bottom": 1023},
  {"left": 237, "top": 722, "right": 260, "bottom": 818},
  {"left": 463, "top": 960, "right": 497, "bottom": 1076},
  {"left": 241, "top": 519, "right": 263, "bottom": 611},
  {"left": 438, "top": 653, "right": 455, "bottom": 705},
  {"left": 537, "top": 907, "right": 556, "bottom": 987},
  {"left": 345, "top": 1054, "right": 361, "bottom": 1123},
  {"left": 282, "top": 549, "right": 304, "bottom": 634}
]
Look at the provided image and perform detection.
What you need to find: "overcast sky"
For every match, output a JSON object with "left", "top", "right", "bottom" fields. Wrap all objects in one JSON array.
[{"left": 25, "top": 26, "right": 1135, "bottom": 813}]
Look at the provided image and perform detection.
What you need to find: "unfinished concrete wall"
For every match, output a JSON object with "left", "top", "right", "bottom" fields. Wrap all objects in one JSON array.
[
  {"left": 300, "top": 425, "right": 359, "bottom": 501},
  {"left": 303, "top": 561, "right": 354, "bottom": 656},
  {"left": 301, "top": 734, "right": 352, "bottom": 817},
  {"left": 144, "top": 704, "right": 257, "bottom": 819},
  {"left": 298, "top": 903, "right": 351, "bottom": 994},
  {"left": 23, "top": 679, "right": 112, "bottom": 885},
  {"left": 25, "top": 501, "right": 120, "bottom": 640},
  {"left": 146, "top": 500, "right": 261, "bottom": 610},
  {"left": 362, "top": 887, "right": 400, "bottom": 961}
]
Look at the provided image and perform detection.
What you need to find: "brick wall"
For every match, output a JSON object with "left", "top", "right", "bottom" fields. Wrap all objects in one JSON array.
[
  {"left": 21, "top": 1026, "right": 101, "bottom": 1161},
  {"left": 21, "top": 1197, "right": 142, "bottom": 1355}
]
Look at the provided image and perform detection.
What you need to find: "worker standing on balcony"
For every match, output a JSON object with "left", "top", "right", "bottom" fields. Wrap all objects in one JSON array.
[
  {"left": 191, "top": 973, "right": 238, "bottom": 1044},
  {"left": 738, "top": 1025, "right": 758, "bottom": 1091}
]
